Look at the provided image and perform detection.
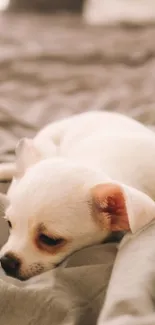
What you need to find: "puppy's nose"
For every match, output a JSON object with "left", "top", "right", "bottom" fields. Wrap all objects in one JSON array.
[{"left": 0, "top": 254, "right": 21, "bottom": 277}]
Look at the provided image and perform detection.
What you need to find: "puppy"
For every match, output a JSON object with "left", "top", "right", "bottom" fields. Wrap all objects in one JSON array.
[{"left": 1, "top": 111, "right": 155, "bottom": 280}]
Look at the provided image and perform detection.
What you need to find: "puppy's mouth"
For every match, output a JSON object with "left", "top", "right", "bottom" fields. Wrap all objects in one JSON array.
[
  {"left": 1, "top": 253, "right": 72, "bottom": 281},
  {"left": 1, "top": 266, "right": 26, "bottom": 281},
  {"left": 1, "top": 259, "right": 45, "bottom": 281},
  {"left": 16, "top": 259, "right": 68, "bottom": 281},
  {"left": 17, "top": 264, "right": 45, "bottom": 281},
  {"left": 13, "top": 273, "right": 29, "bottom": 281}
]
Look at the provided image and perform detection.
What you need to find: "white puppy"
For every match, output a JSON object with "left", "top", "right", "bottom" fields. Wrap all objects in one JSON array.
[{"left": 1, "top": 111, "right": 155, "bottom": 280}]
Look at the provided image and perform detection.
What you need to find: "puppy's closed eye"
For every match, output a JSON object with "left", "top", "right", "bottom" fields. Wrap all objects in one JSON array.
[
  {"left": 5, "top": 220, "right": 12, "bottom": 229},
  {"left": 3, "top": 215, "right": 12, "bottom": 229},
  {"left": 39, "top": 234, "right": 64, "bottom": 247},
  {"left": 7, "top": 220, "right": 12, "bottom": 229},
  {"left": 35, "top": 224, "right": 68, "bottom": 254}
]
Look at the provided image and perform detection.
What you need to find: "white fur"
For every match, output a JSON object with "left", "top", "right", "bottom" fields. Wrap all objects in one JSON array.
[{"left": 1, "top": 111, "right": 155, "bottom": 279}]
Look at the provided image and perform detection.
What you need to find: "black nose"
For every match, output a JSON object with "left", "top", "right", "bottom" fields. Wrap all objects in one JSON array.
[{"left": 0, "top": 254, "right": 21, "bottom": 277}]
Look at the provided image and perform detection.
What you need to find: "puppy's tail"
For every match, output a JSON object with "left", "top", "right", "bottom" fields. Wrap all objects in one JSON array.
[{"left": 0, "top": 162, "right": 15, "bottom": 181}]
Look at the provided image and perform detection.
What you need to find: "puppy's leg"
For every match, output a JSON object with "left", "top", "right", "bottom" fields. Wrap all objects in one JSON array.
[
  {"left": 35, "top": 115, "right": 74, "bottom": 149},
  {"left": 0, "top": 117, "right": 71, "bottom": 182},
  {"left": 35, "top": 111, "right": 103, "bottom": 153},
  {"left": 0, "top": 117, "right": 72, "bottom": 182}
]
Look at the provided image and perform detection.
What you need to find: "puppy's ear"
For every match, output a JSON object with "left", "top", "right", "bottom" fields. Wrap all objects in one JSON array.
[
  {"left": 91, "top": 183, "right": 155, "bottom": 233},
  {"left": 15, "top": 138, "right": 41, "bottom": 177}
]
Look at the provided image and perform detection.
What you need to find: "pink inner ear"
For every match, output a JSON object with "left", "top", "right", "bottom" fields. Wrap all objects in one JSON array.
[{"left": 92, "top": 183, "right": 130, "bottom": 231}]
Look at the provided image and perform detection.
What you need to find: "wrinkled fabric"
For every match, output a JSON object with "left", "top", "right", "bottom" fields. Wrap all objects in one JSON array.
[
  {"left": 0, "top": 14, "right": 155, "bottom": 170},
  {"left": 98, "top": 222, "right": 155, "bottom": 325}
]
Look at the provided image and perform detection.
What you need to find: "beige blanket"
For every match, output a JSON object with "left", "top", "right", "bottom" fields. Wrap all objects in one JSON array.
[{"left": 0, "top": 13, "right": 155, "bottom": 171}]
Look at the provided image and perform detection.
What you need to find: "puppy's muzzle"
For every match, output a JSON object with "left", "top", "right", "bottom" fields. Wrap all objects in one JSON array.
[{"left": 0, "top": 253, "right": 21, "bottom": 278}]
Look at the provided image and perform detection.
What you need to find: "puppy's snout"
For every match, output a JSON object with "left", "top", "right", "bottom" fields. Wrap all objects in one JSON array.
[{"left": 0, "top": 253, "right": 21, "bottom": 277}]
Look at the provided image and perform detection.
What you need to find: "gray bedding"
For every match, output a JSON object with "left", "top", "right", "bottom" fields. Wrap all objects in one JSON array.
[{"left": 1, "top": 12, "right": 155, "bottom": 325}]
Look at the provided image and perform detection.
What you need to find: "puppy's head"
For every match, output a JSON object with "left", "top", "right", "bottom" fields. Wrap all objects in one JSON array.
[{"left": 1, "top": 146, "right": 155, "bottom": 280}]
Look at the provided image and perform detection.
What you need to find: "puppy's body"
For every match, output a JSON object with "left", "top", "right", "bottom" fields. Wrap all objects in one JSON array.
[
  {"left": 7, "top": 111, "right": 154, "bottom": 197},
  {"left": 28, "top": 111, "right": 155, "bottom": 198},
  {"left": 33, "top": 110, "right": 152, "bottom": 158},
  {"left": 1, "top": 111, "right": 155, "bottom": 280}
]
